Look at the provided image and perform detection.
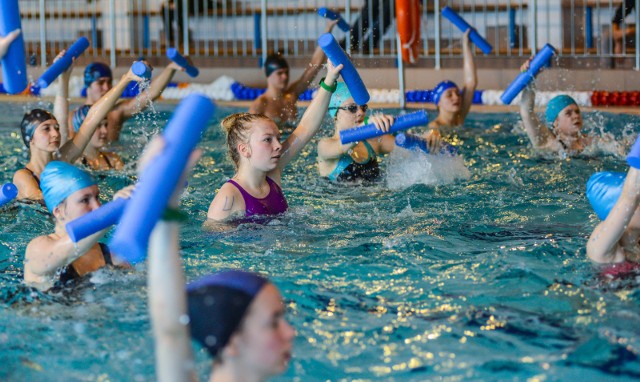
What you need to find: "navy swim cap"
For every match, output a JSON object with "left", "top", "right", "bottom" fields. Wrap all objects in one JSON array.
[
  {"left": 20, "top": 109, "right": 56, "bottom": 147},
  {"left": 84, "top": 62, "right": 112, "bottom": 88},
  {"left": 187, "top": 270, "right": 269, "bottom": 358},
  {"left": 72, "top": 105, "right": 92, "bottom": 132},
  {"left": 586, "top": 171, "right": 626, "bottom": 221},
  {"left": 432, "top": 81, "right": 458, "bottom": 106},
  {"left": 264, "top": 54, "right": 289, "bottom": 77},
  {"left": 41, "top": 161, "right": 97, "bottom": 212},
  {"left": 545, "top": 95, "right": 577, "bottom": 126}
]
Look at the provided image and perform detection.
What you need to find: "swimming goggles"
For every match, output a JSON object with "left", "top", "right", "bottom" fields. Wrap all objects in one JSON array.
[{"left": 329, "top": 104, "right": 368, "bottom": 114}]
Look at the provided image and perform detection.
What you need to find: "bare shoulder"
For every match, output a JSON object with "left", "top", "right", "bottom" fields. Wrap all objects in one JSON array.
[
  {"left": 207, "top": 181, "right": 245, "bottom": 220},
  {"left": 13, "top": 169, "right": 42, "bottom": 199},
  {"left": 249, "top": 95, "right": 268, "bottom": 113},
  {"left": 25, "top": 234, "right": 56, "bottom": 261}
]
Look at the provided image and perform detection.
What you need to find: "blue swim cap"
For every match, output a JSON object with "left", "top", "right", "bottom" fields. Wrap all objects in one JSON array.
[
  {"left": 329, "top": 82, "right": 352, "bottom": 118},
  {"left": 187, "top": 270, "right": 269, "bottom": 358},
  {"left": 41, "top": 161, "right": 96, "bottom": 212},
  {"left": 72, "top": 105, "right": 92, "bottom": 132},
  {"left": 84, "top": 62, "right": 112, "bottom": 88},
  {"left": 545, "top": 95, "right": 577, "bottom": 126},
  {"left": 432, "top": 80, "right": 458, "bottom": 106},
  {"left": 586, "top": 171, "right": 625, "bottom": 220},
  {"left": 264, "top": 53, "right": 289, "bottom": 77},
  {"left": 20, "top": 109, "right": 56, "bottom": 147}
]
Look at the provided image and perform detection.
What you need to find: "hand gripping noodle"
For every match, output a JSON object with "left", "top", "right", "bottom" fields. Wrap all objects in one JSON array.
[
  {"left": 317, "top": 8, "right": 350, "bottom": 33},
  {"left": 132, "top": 61, "right": 152, "bottom": 80},
  {"left": 586, "top": 172, "right": 625, "bottom": 220},
  {"left": 318, "top": 33, "right": 370, "bottom": 105},
  {"left": 441, "top": 6, "right": 492, "bottom": 54},
  {"left": 0, "top": 0, "right": 28, "bottom": 94},
  {"left": 36, "top": 37, "right": 90, "bottom": 88},
  {"left": 109, "top": 94, "right": 215, "bottom": 264},
  {"left": 66, "top": 198, "right": 127, "bottom": 243},
  {"left": 500, "top": 44, "right": 556, "bottom": 105},
  {"left": 167, "top": 48, "right": 199, "bottom": 77},
  {"left": 339, "top": 110, "right": 428, "bottom": 144},
  {"left": 0, "top": 183, "right": 18, "bottom": 208},
  {"left": 395, "top": 133, "right": 458, "bottom": 156}
]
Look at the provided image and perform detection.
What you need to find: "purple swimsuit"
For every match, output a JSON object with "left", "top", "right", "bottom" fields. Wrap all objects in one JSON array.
[{"left": 227, "top": 177, "right": 288, "bottom": 217}]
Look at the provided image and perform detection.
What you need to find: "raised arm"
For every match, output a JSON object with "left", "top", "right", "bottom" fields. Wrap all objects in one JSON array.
[
  {"left": 278, "top": 62, "right": 342, "bottom": 169},
  {"left": 587, "top": 168, "right": 640, "bottom": 263},
  {"left": 518, "top": 86, "right": 554, "bottom": 148},
  {"left": 287, "top": 21, "right": 338, "bottom": 97},
  {"left": 459, "top": 30, "right": 477, "bottom": 120},
  {"left": 58, "top": 69, "right": 143, "bottom": 163},
  {"left": 53, "top": 52, "right": 73, "bottom": 145}
]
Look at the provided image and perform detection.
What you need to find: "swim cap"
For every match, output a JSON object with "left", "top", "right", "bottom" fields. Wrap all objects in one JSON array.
[
  {"left": 187, "top": 270, "right": 269, "bottom": 358},
  {"left": 545, "top": 95, "right": 577, "bottom": 126},
  {"left": 72, "top": 105, "right": 92, "bottom": 132},
  {"left": 264, "top": 54, "right": 289, "bottom": 77},
  {"left": 328, "top": 82, "right": 352, "bottom": 118},
  {"left": 84, "top": 62, "right": 112, "bottom": 88},
  {"left": 41, "top": 161, "right": 96, "bottom": 212},
  {"left": 20, "top": 109, "right": 56, "bottom": 147},
  {"left": 586, "top": 171, "right": 625, "bottom": 220},
  {"left": 432, "top": 80, "right": 458, "bottom": 106}
]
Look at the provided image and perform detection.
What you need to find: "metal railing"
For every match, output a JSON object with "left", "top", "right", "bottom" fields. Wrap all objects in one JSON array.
[{"left": 17, "top": 0, "right": 640, "bottom": 70}]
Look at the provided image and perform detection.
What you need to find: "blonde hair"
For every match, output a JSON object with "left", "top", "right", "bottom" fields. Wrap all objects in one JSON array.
[{"left": 220, "top": 113, "right": 271, "bottom": 168}]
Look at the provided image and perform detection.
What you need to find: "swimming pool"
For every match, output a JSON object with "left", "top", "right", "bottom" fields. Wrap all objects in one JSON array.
[{"left": 1, "top": 100, "right": 640, "bottom": 381}]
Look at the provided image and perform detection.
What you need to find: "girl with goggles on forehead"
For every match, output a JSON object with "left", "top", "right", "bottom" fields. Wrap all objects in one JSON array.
[{"left": 317, "top": 82, "right": 395, "bottom": 183}]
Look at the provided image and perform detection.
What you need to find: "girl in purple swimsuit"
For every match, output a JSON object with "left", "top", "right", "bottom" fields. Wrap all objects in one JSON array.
[{"left": 206, "top": 61, "right": 343, "bottom": 221}]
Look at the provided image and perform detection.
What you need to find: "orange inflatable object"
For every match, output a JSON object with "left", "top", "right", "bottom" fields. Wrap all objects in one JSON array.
[{"left": 396, "top": 0, "right": 421, "bottom": 64}]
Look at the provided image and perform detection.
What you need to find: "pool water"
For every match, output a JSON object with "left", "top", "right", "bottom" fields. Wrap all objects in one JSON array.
[{"left": 1, "top": 100, "right": 640, "bottom": 381}]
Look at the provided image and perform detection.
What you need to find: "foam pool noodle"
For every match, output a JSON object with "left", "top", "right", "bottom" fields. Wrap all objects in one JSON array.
[
  {"left": 65, "top": 198, "right": 127, "bottom": 243},
  {"left": 0, "top": 0, "right": 28, "bottom": 94},
  {"left": 109, "top": 94, "right": 215, "bottom": 264},
  {"left": 318, "top": 8, "right": 351, "bottom": 32},
  {"left": 132, "top": 61, "right": 152, "bottom": 80},
  {"left": 318, "top": 33, "right": 370, "bottom": 105},
  {"left": 167, "top": 48, "right": 199, "bottom": 77},
  {"left": 395, "top": 133, "right": 458, "bottom": 156},
  {"left": 36, "top": 37, "right": 90, "bottom": 88},
  {"left": 441, "top": 6, "right": 492, "bottom": 54},
  {"left": 339, "top": 110, "right": 428, "bottom": 144},
  {"left": 500, "top": 44, "right": 556, "bottom": 105},
  {"left": 0, "top": 183, "right": 18, "bottom": 208}
]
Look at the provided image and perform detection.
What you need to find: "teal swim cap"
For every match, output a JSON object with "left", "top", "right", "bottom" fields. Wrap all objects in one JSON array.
[
  {"left": 545, "top": 95, "right": 577, "bottom": 126},
  {"left": 41, "top": 161, "right": 96, "bottom": 212},
  {"left": 328, "top": 82, "right": 352, "bottom": 118},
  {"left": 72, "top": 105, "right": 92, "bottom": 132},
  {"left": 586, "top": 171, "right": 625, "bottom": 220}
]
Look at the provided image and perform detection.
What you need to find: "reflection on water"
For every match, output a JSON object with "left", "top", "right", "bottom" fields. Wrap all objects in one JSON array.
[{"left": 1, "top": 103, "right": 640, "bottom": 381}]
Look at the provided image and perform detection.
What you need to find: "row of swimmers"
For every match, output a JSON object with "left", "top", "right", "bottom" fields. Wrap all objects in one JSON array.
[{"left": 1, "top": 25, "right": 639, "bottom": 381}]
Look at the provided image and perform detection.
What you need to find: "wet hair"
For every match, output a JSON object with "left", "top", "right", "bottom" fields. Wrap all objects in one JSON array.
[
  {"left": 264, "top": 53, "right": 289, "bottom": 77},
  {"left": 220, "top": 113, "right": 271, "bottom": 169},
  {"left": 20, "top": 109, "right": 56, "bottom": 147}
]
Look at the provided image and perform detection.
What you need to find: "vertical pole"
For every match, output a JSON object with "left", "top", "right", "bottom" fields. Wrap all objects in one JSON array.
[
  {"left": 397, "top": 33, "right": 406, "bottom": 109},
  {"left": 435, "top": 0, "right": 441, "bottom": 69},
  {"left": 585, "top": 6, "right": 593, "bottom": 50},
  {"left": 346, "top": 0, "right": 351, "bottom": 55},
  {"left": 182, "top": 0, "right": 189, "bottom": 55},
  {"left": 261, "top": 0, "right": 267, "bottom": 66},
  {"left": 39, "top": 0, "right": 46, "bottom": 67},
  {"left": 109, "top": 0, "right": 116, "bottom": 67},
  {"left": 529, "top": 0, "right": 537, "bottom": 54},
  {"left": 636, "top": 0, "right": 640, "bottom": 70}
]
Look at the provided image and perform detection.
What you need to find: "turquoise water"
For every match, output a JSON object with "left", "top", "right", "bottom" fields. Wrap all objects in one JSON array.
[{"left": 1, "top": 101, "right": 640, "bottom": 381}]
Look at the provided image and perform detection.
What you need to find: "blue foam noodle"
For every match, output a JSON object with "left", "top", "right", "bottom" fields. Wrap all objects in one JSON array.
[
  {"left": 318, "top": 8, "right": 351, "bottom": 33},
  {"left": 0, "top": 0, "right": 28, "bottom": 94},
  {"left": 167, "top": 48, "right": 199, "bottom": 77},
  {"left": 36, "top": 37, "right": 90, "bottom": 88},
  {"left": 0, "top": 183, "right": 18, "bottom": 208},
  {"left": 132, "top": 61, "right": 152, "bottom": 80},
  {"left": 109, "top": 94, "right": 215, "bottom": 263},
  {"left": 627, "top": 135, "right": 640, "bottom": 169},
  {"left": 500, "top": 44, "right": 556, "bottom": 105},
  {"left": 339, "top": 110, "right": 428, "bottom": 144},
  {"left": 318, "top": 33, "right": 370, "bottom": 105},
  {"left": 441, "top": 6, "right": 493, "bottom": 54},
  {"left": 65, "top": 198, "right": 127, "bottom": 243},
  {"left": 395, "top": 133, "right": 458, "bottom": 156}
]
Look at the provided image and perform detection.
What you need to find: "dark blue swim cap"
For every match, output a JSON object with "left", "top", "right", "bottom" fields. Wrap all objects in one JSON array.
[
  {"left": 187, "top": 270, "right": 269, "bottom": 358},
  {"left": 264, "top": 54, "right": 289, "bottom": 77},
  {"left": 432, "top": 80, "right": 458, "bottom": 106},
  {"left": 84, "top": 62, "right": 112, "bottom": 88},
  {"left": 20, "top": 109, "right": 56, "bottom": 147}
]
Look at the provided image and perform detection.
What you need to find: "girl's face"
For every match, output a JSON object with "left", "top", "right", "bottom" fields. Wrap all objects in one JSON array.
[
  {"left": 54, "top": 185, "right": 101, "bottom": 224},
  {"left": 31, "top": 119, "right": 61, "bottom": 152},
  {"left": 242, "top": 119, "right": 282, "bottom": 172},
  {"left": 335, "top": 97, "right": 368, "bottom": 130},
  {"left": 86, "top": 77, "right": 112, "bottom": 103},
  {"left": 233, "top": 283, "right": 295, "bottom": 377},
  {"left": 89, "top": 119, "right": 109, "bottom": 149},
  {"left": 438, "top": 87, "right": 461, "bottom": 113},
  {"left": 553, "top": 104, "right": 583, "bottom": 138}
]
